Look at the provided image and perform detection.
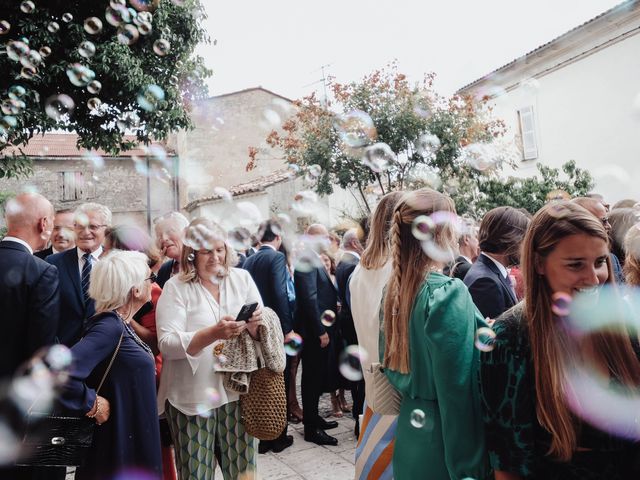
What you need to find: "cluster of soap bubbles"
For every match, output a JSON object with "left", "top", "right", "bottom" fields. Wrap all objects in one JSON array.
[
  {"left": 0, "top": 345, "right": 73, "bottom": 464},
  {"left": 410, "top": 211, "right": 460, "bottom": 263}
]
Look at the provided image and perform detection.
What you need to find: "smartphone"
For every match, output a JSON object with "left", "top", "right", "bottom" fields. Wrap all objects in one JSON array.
[{"left": 235, "top": 302, "right": 259, "bottom": 322}]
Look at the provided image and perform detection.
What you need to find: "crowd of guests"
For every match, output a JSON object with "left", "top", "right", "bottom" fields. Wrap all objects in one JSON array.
[{"left": 2, "top": 188, "right": 640, "bottom": 479}]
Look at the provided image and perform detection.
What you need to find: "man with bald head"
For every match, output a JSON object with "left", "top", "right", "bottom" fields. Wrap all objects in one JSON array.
[
  {"left": 571, "top": 196, "right": 623, "bottom": 283},
  {"left": 0, "top": 193, "right": 59, "bottom": 378},
  {"left": 294, "top": 223, "right": 340, "bottom": 446}
]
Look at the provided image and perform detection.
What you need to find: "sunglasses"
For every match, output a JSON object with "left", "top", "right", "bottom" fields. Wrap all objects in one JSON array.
[{"left": 145, "top": 272, "right": 157, "bottom": 283}]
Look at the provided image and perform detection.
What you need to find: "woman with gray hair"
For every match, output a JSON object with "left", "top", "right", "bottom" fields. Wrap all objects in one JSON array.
[
  {"left": 156, "top": 217, "right": 263, "bottom": 479},
  {"left": 60, "top": 250, "right": 162, "bottom": 479}
]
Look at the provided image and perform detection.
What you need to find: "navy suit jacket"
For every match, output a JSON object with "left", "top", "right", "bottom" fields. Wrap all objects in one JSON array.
[
  {"left": 242, "top": 245, "right": 293, "bottom": 334},
  {"left": 294, "top": 262, "right": 338, "bottom": 340},
  {"left": 33, "top": 245, "right": 53, "bottom": 260},
  {"left": 335, "top": 252, "right": 359, "bottom": 346},
  {"left": 0, "top": 241, "right": 59, "bottom": 378},
  {"left": 47, "top": 247, "right": 96, "bottom": 346},
  {"left": 444, "top": 256, "right": 472, "bottom": 281},
  {"left": 463, "top": 254, "right": 517, "bottom": 320}
]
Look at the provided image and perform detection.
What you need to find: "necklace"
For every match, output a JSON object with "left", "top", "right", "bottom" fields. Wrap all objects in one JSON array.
[{"left": 114, "top": 310, "right": 155, "bottom": 359}]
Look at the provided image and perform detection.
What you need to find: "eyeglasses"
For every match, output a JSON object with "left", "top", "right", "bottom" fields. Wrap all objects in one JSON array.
[
  {"left": 74, "top": 223, "right": 107, "bottom": 233},
  {"left": 145, "top": 272, "right": 157, "bottom": 283}
]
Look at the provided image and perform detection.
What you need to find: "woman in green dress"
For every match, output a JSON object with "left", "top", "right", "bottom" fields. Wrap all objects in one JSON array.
[
  {"left": 480, "top": 202, "right": 640, "bottom": 479},
  {"left": 383, "top": 188, "right": 490, "bottom": 480}
]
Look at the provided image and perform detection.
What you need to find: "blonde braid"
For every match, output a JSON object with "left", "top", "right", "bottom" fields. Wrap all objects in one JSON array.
[{"left": 384, "top": 209, "right": 410, "bottom": 372}]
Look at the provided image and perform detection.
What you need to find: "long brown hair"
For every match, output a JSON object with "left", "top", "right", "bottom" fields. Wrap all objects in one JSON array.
[
  {"left": 383, "top": 188, "right": 457, "bottom": 373},
  {"left": 361, "top": 191, "right": 403, "bottom": 270},
  {"left": 522, "top": 202, "right": 640, "bottom": 461}
]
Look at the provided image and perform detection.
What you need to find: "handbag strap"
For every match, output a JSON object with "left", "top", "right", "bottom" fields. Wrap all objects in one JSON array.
[{"left": 95, "top": 327, "right": 124, "bottom": 395}]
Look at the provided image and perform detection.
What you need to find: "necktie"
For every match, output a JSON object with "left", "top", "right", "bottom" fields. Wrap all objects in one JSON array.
[{"left": 81, "top": 252, "right": 93, "bottom": 307}]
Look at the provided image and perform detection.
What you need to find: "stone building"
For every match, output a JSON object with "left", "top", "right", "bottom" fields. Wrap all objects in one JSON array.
[{"left": 0, "top": 133, "right": 178, "bottom": 229}]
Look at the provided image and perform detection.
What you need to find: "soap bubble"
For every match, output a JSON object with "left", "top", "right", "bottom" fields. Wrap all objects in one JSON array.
[
  {"left": 44, "top": 94, "right": 74, "bottom": 121},
  {"left": 117, "top": 24, "right": 140, "bottom": 45},
  {"left": 419, "top": 211, "right": 460, "bottom": 263},
  {"left": 8, "top": 85, "right": 27, "bottom": 100},
  {"left": 137, "top": 21, "right": 152, "bottom": 35},
  {"left": 284, "top": 333, "right": 303, "bottom": 356},
  {"left": 78, "top": 41, "right": 96, "bottom": 59},
  {"left": 0, "top": 20, "right": 11, "bottom": 35},
  {"left": 20, "top": 50, "right": 42, "bottom": 69},
  {"left": 84, "top": 17, "right": 103, "bottom": 35},
  {"left": 38, "top": 46, "right": 51, "bottom": 57},
  {"left": 62, "top": 12, "right": 73, "bottom": 23},
  {"left": 66, "top": 63, "right": 95, "bottom": 87},
  {"left": 6, "top": 40, "right": 30, "bottom": 62},
  {"left": 362, "top": 142, "right": 395, "bottom": 173},
  {"left": 83, "top": 152, "right": 104, "bottom": 169},
  {"left": 87, "top": 80, "right": 102, "bottom": 95},
  {"left": 415, "top": 133, "right": 441, "bottom": 159},
  {"left": 291, "top": 190, "right": 319, "bottom": 216},
  {"left": 304, "top": 164, "right": 322, "bottom": 182},
  {"left": 153, "top": 39, "right": 171, "bottom": 56},
  {"left": 20, "top": 66, "right": 37, "bottom": 80},
  {"left": 47, "top": 21, "right": 60, "bottom": 33},
  {"left": 411, "top": 215, "right": 435, "bottom": 241},
  {"left": 110, "top": 0, "right": 126, "bottom": 6},
  {"left": 130, "top": 0, "right": 159, "bottom": 11},
  {"left": 20, "top": 1, "right": 35, "bottom": 14},
  {"left": 0, "top": 115, "right": 17, "bottom": 132},
  {"left": 320, "top": 310, "right": 336, "bottom": 327},
  {"left": 105, "top": 5, "right": 131, "bottom": 26},
  {"left": 227, "top": 227, "right": 252, "bottom": 251},
  {"left": 460, "top": 143, "right": 499, "bottom": 172},
  {"left": 2, "top": 99, "right": 24, "bottom": 116},
  {"left": 335, "top": 110, "right": 376, "bottom": 148},
  {"left": 410, "top": 409, "right": 426, "bottom": 428},
  {"left": 474, "top": 327, "right": 497, "bottom": 352},
  {"left": 551, "top": 292, "right": 572, "bottom": 317},
  {"left": 137, "top": 84, "right": 165, "bottom": 111},
  {"left": 546, "top": 190, "right": 571, "bottom": 202},
  {"left": 213, "top": 187, "right": 232, "bottom": 203},
  {"left": 339, "top": 345, "right": 368, "bottom": 381}
]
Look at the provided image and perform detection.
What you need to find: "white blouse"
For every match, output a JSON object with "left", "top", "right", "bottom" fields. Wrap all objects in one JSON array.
[
  {"left": 156, "top": 267, "right": 263, "bottom": 416},
  {"left": 349, "top": 261, "right": 392, "bottom": 403}
]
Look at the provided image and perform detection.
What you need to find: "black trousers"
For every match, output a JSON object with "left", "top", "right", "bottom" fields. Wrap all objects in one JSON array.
[{"left": 301, "top": 335, "right": 329, "bottom": 429}]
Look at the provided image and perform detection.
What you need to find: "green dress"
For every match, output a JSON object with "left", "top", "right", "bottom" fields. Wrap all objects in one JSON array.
[{"left": 385, "top": 272, "right": 490, "bottom": 480}]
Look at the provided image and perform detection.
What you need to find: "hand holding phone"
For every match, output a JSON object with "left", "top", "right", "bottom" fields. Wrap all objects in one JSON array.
[{"left": 235, "top": 302, "right": 259, "bottom": 322}]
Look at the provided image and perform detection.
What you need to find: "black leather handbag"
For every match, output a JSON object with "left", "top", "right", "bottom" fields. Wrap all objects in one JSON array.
[{"left": 16, "top": 330, "right": 124, "bottom": 467}]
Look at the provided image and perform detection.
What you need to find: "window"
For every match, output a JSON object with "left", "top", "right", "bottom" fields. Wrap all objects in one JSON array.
[
  {"left": 59, "top": 171, "right": 95, "bottom": 201},
  {"left": 517, "top": 105, "right": 538, "bottom": 160}
]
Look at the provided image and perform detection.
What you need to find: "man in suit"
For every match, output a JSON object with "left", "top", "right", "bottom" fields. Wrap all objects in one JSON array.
[
  {"left": 444, "top": 218, "right": 480, "bottom": 281},
  {"left": 295, "top": 223, "right": 340, "bottom": 446},
  {"left": 47, "top": 203, "right": 111, "bottom": 346},
  {"left": 242, "top": 220, "right": 296, "bottom": 453},
  {"left": 334, "top": 228, "right": 364, "bottom": 435},
  {"left": 34, "top": 208, "right": 75, "bottom": 259},
  {"left": 464, "top": 207, "right": 530, "bottom": 320},
  {"left": 153, "top": 211, "right": 189, "bottom": 288},
  {"left": 0, "top": 193, "right": 59, "bottom": 479}
]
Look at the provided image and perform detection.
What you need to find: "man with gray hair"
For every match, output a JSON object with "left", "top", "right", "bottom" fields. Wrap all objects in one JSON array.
[{"left": 47, "top": 202, "right": 112, "bottom": 346}]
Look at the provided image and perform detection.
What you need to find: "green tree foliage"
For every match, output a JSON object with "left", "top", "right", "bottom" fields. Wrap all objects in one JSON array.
[
  {"left": 472, "top": 160, "right": 594, "bottom": 216},
  {"left": 249, "top": 63, "right": 508, "bottom": 213},
  {"left": 0, "top": 0, "right": 211, "bottom": 177}
]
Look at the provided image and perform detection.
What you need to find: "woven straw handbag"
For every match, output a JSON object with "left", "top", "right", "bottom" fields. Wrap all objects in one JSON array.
[
  {"left": 240, "top": 367, "right": 287, "bottom": 440},
  {"left": 368, "top": 362, "right": 402, "bottom": 415}
]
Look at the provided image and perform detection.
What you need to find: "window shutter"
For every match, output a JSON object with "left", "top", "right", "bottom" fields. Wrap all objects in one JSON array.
[{"left": 518, "top": 106, "right": 538, "bottom": 160}]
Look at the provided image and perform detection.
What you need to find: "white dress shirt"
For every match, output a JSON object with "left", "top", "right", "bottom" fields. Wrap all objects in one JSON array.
[
  {"left": 77, "top": 246, "right": 103, "bottom": 276},
  {"left": 481, "top": 252, "right": 508, "bottom": 278},
  {"left": 2, "top": 236, "right": 33, "bottom": 254},
  {"left": 156, "top": 267, "right": 263, "bottom": 416}
]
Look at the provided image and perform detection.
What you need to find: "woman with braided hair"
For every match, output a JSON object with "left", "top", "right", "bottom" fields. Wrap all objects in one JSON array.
[{"left": 383, "top": 188, "right": 490, "bottom": 480}]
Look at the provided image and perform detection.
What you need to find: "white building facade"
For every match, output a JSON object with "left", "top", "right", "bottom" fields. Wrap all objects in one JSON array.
[{"left": 458, "top": 1, "right": 640, "bottom": 203}]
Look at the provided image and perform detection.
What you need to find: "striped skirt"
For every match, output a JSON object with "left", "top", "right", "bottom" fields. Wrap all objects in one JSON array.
[{"left": 355, "top": 405, "right": 398, "bottom": 480}]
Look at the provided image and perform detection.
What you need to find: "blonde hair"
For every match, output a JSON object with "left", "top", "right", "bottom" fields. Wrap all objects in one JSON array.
[
  {"left": 522, "top": 202, "right": 640, "bottom": 461},
  {"left": 383, "top": 188, "right": 457, "bottom": 373},
  {"left": 179, "top": 217, "right": 238, "bottom": 282},
  {"left": 623, "top": 223, "right": 640, "bottom": 285},
  {"left": 360, "top": 191, "right": 403, "bottom": 270},
  {"left": 89, "top": 250, "right": 149, "bottom": 313}
]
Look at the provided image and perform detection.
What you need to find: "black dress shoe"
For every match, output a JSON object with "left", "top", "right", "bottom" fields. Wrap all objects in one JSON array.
[
  {"left": 318, "top": 418, "right": 338, "bottom": 430},
  {"left": 304, "top": 428, "right": 338, "bottom": 446},
  {"left": 271, "top": 435, "right": 294, "bottom": 453},
  {"left": 258, "top": 441, "right": 272, "bottom": 454}
]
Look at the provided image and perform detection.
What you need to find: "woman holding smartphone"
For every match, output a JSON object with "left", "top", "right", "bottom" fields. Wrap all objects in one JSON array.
[{"left": 156, "top": 217, "right": 263, "bottom": 479}]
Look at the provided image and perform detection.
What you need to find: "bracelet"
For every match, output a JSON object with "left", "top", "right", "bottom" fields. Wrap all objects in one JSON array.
[{"left": 86, "top": 397, "right": 101, "bottom": 419}]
